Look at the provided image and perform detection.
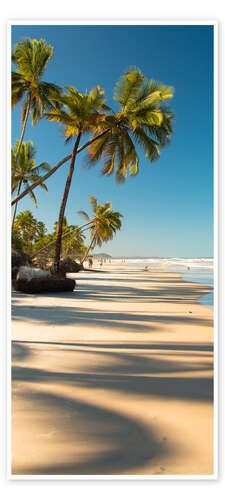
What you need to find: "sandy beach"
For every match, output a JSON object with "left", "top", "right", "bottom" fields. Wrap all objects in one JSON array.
[{"left": 11, "top": 264, "right": 214, "bottom": 476}]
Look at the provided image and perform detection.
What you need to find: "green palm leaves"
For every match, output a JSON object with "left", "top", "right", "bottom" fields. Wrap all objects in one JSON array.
[
  {"left": 11, "top": 48, "right": 174, "bottom": 271},
  {"left": 88, "top": 195, "right": 122, "bottom": 246},
  {"left": 11, "top": 141, "right": 50, "bottom": 227},
  {"left": 87, "top": 68, "right": 174, "bottom": 182},
  {"left": 113, "top": 68, "right": 145, "bottom": 109},
  {"left": 11, "top": 38, "right": 62, "bottom": 190},
  {"left": 12, "top": 39, "right": 61, "bottom": 124},
  {"left": 11, "top": 67, "right": 174, "bottom": 205},
  {"left": 78, "top": 196, "right": 123, "bottom": 263},
  {"left": 45, "top": 85, "right": 109, "bottom": 139},
  {"left": 12, "top": 141, "right": 50, "bottom": 204}
]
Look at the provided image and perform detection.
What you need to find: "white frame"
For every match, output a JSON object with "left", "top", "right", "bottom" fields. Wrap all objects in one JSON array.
[{"left": 7, "top": 20, "right": 218, "bottom": 481}]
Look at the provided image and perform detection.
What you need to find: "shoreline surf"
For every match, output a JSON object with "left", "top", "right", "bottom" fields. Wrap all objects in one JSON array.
[{"left": 109, "top": 258, "right": 214, "bottom": 307}]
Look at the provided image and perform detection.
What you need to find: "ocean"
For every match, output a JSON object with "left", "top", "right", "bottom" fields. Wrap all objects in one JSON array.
[{"left": 119, "top": 257, "right": 214, "bottom": 307}]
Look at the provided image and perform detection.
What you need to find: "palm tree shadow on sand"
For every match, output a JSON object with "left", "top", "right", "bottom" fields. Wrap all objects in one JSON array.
[
  {"left": 11, "top": 340, "right": 213, "bottom": 475},
  {"left": 12, "top": 388, "right": 174, "bottom": 475}
]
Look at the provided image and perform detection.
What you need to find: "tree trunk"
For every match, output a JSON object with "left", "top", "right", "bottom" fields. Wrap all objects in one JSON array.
[
  {"left": 11, "top": 128, "right": 110, "bottom": 207},
  {"left": 12, "top": 180, "right": 22, "bottom": 229},
  {"left": 11, "top": 94, "right": 31, "bottom": 191},
  {"left": 53, "top": 132, "right": 82, "bottom": 272},
  {"left": 81, "top": 235, "right": 95, "bottom": 264}
]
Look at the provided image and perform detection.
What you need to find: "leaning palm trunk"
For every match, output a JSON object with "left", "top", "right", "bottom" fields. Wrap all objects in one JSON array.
[
  {"left": 12, "top": 179, "right": 22, "bottom": 229},
  {"left": 54, "top": 132, "right": 82, "bottom": 272},
  {"left": 11, "top": 153, "right": 72, "bottom": 207},
  {"left": 32, "top": 221, "right": 93, "bottom": 258},
  {"left": 11, "top": 129, "right": 110, "bottom": 207},
  {"left": 81, "top": 235, "right": 96, "bottom": 265},
  {"left": 11, "top": 94, "right": 31, "bottom": 191}
]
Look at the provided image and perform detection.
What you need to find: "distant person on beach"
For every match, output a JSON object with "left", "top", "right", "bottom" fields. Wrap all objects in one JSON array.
[
  {"left": 100, "top": 259, "right": 103, "bottom": 268},
  {"left": 88, "top": 258, "right": 93, "bottom": 269}
]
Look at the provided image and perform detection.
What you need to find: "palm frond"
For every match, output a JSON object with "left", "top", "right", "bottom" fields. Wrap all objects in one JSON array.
[
  {"left": 89, "top": 195, "right": 98, "bottom": 214},
  {"left": 45, "top": 108, "right": 75, "bottom": 126},
  {"left": 114, "top": 68, "right": 145, "bottom": 110},
  {"left": 12, "top": 39, "right": 53, "bottom": 81},
  {"left": 39, "top": 182, "right": 48, "bottom": 193},
  {"left": 28, "top": 186, "right": 38, "bottom": 207},
  {"left": 101, "top": 133, "right": 119, "bottom": 176},
  {"left": 86, "top": 132, "right": 112, "bottom": 167},
  {"left": 77, "top": 210, "right": 90, "bottom": 221},
  {"left": 133, "top": 126, "right": 160, "bottom": 162}
]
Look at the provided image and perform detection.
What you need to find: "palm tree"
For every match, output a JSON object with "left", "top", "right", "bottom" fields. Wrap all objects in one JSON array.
[
  {"left": 45, "top": 85, "right": 109, "bottom": 272},
  {"left": 11, "top": 140, "right": 50, "bottom": 228},
  {"left": 11, "top": 38, "right": 61, "bottom": 189},
  {"left": 11, "top": 129, "right": 108, "bottom": 207},
  {"left": 31, "top": 218, "right": 93, "bottom": 259},
  {"left": 11, "top": 68, "right": 174, "bottom": 207},
  {"left": 13, "top": 210, "right": 38, "bottom": 252},
  {"left": 78, "top": 196, "right": 122, "bottom": 264},
  {"left": 86, "top": 68, "right": 174, "bottom": 182}
]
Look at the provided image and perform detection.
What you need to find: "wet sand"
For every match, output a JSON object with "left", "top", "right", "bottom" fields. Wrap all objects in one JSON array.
[{"left": 11, "top": 266, "right": 214, "bottom": 476}]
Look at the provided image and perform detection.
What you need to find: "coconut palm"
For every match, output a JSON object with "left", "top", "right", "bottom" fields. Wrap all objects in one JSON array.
[
  {"left": 11, "top": 140, "right": 50, "bottom": 228},
  {"left": 78, "top": 196, "right": 122, "bottom": 264},
  {"left": 11, "top": 68, "right": 174, "bottom": 207},
  {"left": 11, "top": 38, "right": 61, "bottom": 189},
  {"left": 14, "top": 210, "right": 38, "bottom": 246},
  {"left": 86, "top": 68, "right": 174, "bottom": 182},
  {"left": 45, "top": 85, "right": 109, "bottom": 272}
]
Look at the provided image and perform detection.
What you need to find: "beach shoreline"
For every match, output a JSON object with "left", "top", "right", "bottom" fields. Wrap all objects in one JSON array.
[{"left": 11, "top": 265, "right": 214, "bottom": 476}]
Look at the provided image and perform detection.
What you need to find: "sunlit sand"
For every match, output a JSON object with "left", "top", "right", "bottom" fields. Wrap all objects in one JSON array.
[{"left": 11, "top": 265, "right": 214, "bottom": 476}]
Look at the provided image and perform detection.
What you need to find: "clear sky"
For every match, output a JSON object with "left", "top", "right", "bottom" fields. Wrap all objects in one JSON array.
[{"left": 11, "top": 24, "right": 214, "bottom": 258}]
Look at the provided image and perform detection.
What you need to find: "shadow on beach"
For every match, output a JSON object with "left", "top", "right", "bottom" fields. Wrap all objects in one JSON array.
[
  {"left": 12, "top": 269, "right": 212, "bottom": 305},
  {"left": 11, "top": 301, "right": 213, "bottom": 330},
  {"left": 11, "top": 269, "right": 213, "bottom": 475},
  {"left": 12, "top": 337, "right": 213, "bottom": 475}
]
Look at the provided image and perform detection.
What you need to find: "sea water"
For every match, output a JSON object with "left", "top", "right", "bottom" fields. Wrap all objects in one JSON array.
[{"left": 119, "top": 257, "right": 214, "bottom": 307}]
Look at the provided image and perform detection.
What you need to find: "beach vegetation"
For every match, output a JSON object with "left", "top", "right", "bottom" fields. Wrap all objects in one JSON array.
[
  {"left": 87, "top": 68, "right": 174, "bottom": 182},
  {"left": 11, "top": 38, "right": 62, "bottom": 189},
  {"left": 12, "top": 210, "right": 48, "bottom": 254},
  {"left": 11, "top": 42, "right": 174, "bottom": 279},
  {"left": 11, "top": 140, "right": 50, "bottom": 228},
  {"left": 78, "top": 195, "right": 123, "bottom": 263},
  {"left": 12, "top": 210, "right": 88, "bottom": 264},
  {"left": 45, "top": 85, "right": 110, "bottom": 272},
  {"left": 11, "top": 68, "right": 174, "bottom": 205}
]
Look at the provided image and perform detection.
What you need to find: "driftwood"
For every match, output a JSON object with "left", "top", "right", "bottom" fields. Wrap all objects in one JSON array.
[{"left": 14, "top": 276, "right": 76, "bottom": 294}]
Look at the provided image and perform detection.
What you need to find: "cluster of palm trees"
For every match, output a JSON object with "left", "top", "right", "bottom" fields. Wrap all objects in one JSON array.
[
  {"left": 12, "top": 210, "right": 48, "bottom": 254},
  {"left": 11, "top": 37, "right": 174, "bottom": 271}
]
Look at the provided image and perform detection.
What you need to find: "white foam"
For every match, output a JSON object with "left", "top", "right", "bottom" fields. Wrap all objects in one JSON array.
[{"left": 113, "top": 257, "right": 214, "bottom": 270}]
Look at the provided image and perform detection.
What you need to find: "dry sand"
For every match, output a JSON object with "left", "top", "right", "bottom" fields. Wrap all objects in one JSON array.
[{"left": 11, "top": 265, "right": 214, "bottom": 476}]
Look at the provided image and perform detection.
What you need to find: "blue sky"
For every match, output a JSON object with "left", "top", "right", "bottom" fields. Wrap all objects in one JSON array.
[{"left": 11, "top": 24, "right": 214, "bottom": 257}]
